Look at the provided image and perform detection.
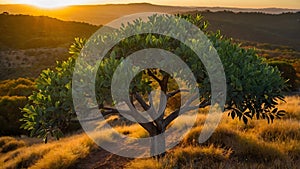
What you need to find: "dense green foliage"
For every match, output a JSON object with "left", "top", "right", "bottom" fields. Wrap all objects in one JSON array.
[
  {"left": 0, "top": 14, "right": 98, "bottom": 50},
  {"left": 0, "top": 78, "right": 35, "bottom": 135},
  {"left": 21, "top": 14, "right": 286, "bottom": 145},
  {"left": 21, "top": 39, "right": 85, "bottom": 142},
  {"left": 268, "top": 61, "right": 298, "bottom": 91}
]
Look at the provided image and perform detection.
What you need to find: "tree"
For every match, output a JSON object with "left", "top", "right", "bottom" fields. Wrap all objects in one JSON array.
[{"left": 22, "top": 14, "right": 286, "bottom": 156}]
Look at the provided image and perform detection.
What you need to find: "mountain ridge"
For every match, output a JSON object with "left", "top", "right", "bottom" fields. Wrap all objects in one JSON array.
[{"left": 0, "top": 3, "right": 299, "bottom": 27}]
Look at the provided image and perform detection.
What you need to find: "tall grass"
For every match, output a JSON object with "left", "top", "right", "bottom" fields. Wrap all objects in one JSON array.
[
  {"left": 0, "top": 96, "right": 299, "bottom": 168},
  {"left": 127, "top": 96, "right": 300, "bottom": 168},
  {"left": 0, "top": 134, "right": 95, "bottom": 169}
]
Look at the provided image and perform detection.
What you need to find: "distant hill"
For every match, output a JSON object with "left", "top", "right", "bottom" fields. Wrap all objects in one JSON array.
[
  {"left": 0, "top": 3, "right": 299, "bottom": 26},
  {"left": 0, "top": 3, "right": 299, "bottom": 51},
  {"left": 0, "top": 14, "right": 98, "bottom": 80},
  {"left": 0, "top": 9, "right": 299, "bottom": 80},
  {"left": 197, "top": 11, "right": 300, "bottom": 51},
  {"left": 0, "top": 14, "right": 99, "bottom": 50}
]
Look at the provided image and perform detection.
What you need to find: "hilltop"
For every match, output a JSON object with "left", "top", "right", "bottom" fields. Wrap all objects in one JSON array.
[
  {"left": 197, "top": 11, "right": 300, "bottom": 51},
  {"left": 0, "top": 14, "right": 98, "bottom": 50},
  {"left": 0, "top": 14, "right": 98, "bottom": 80},
  {"left": 0, "top": 3, "right": 299, "bottom": 26},
  {"left": 0, "top": 3, "right": 299, "bottom": 51}
]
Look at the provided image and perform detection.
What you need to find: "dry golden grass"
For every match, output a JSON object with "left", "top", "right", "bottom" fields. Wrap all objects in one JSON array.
[
  {"left": 127, "top": 96, "right": 300, "bottom": 168},
  {"left": 0, "top": 133, "right": 95, "bottom": 169},
  {"left": 0, "top": 136, "right": 25, "bottom": 153},
  {"left": 126, "top": 145, "right": 232, "bottom": 169},
  {"left": 0, "top": 96, "right": 299, "bottom": 168},
  {"left": 114, "top": 124, "right": 149, "bottom": 138},
  {"left": 277, "top": 95, "right": 300, "bottom": 120}
]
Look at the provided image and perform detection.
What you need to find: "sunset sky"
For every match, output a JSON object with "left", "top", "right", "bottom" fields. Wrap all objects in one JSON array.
[{"left": 0, "top": 0, "right": 299, "bottom": 9}]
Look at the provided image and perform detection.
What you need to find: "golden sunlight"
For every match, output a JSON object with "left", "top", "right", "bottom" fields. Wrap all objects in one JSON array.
[{"left": 14, "top": 0, "right": 86, "bottom": 8}]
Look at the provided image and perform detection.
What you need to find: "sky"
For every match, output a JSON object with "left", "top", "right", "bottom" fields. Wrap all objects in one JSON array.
[{"left": 0, "top": 0, "right": 299, "bottom": 9}]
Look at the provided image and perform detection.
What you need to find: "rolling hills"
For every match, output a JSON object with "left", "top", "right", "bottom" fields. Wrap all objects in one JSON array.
[
  {"left": 0, "top": 14, "right": 99, "bottom": 50},
  {"left": 0, "top": 3, "right": 299, "bottom": 51},
  {"left": 0, "top": 5, "right": 299, "bottom": 80},
  {"left": 0, "top": 14, "right": 98, "bottom": 80},
  {"left": 0, "top": 3, "right": 299, "bottom": 26}
]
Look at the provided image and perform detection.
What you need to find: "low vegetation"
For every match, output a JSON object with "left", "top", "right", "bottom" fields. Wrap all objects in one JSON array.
[
  {"left": 0, "top": 134, "right": 95, "bottom": 169},
  {"left": 126, "top": 96, "right": 300, "bottom": 168},
  {"left": 0, "top": 78, "right": 35, "bottom": 136},
  {"left": 0, "top": 96, "right": 298, "bottom": 168}
]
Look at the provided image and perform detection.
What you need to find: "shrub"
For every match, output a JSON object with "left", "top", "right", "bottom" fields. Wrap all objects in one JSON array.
[
  {"left": 0, "top": 78, "right": 36, "bottom": 135},
  {"left": 268, "top": 61, "right": 298, "bottom": 91},
  {"left": 0, "top": 96, "right": 28, "bottom": 135}
]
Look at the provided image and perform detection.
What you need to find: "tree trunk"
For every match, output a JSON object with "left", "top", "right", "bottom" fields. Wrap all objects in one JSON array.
[{"left": 150, "top": 130, "right": 166, "bottom": 158}]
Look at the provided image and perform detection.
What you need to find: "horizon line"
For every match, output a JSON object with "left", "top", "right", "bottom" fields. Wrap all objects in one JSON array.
[{"left": 0, "top": 2, "right": 299, "bottom": 10}]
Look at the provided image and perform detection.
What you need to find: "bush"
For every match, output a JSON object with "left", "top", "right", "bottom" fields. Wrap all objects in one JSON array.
[
  {"left": 268, "top": 61, "right": 298, "bottom": 91},
  {"left": 0, "top": 78, "right": 36, "bottom": 136},
  {"left": 0, "top": 96, "right": 28, "bottom": 135}
]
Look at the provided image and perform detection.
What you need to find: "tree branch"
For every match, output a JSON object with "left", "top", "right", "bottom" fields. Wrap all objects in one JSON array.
[
  {"left": 147, "top": 70, "right": 161, "bottom": 84},
  {"left": 160, "top": 74, "right": 170, "bottom": 93},
  {"left": 124, "top": 101, "right": 157, "bottom": 134},
  {"left": 134, "top": 92, "right": 150, "bottom": 110},
  {"left": 73, "top": 105, "right": 157, "bottom": 135},
  {"left": 73, "top": 107, "right": 129, "bottom": 122},
  {"left": 167, "top": 89, "right": 189, "bottom": 98},
  {"left": 163, "top": 100, "right": 210, "bottom": 128}
]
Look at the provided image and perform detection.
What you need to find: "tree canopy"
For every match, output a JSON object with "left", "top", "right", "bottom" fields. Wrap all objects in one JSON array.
[{"left": 21, "top": 14, "right": 286, "bottom": 154}]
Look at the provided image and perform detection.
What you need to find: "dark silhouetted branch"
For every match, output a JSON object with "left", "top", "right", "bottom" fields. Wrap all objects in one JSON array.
[
  {"left": 134, "top": 92, "right": 150, "bottom": 110},
  {"left": 163, "top": 100, "right": 210, "bottom": 128},
  {"left": 167, "top": 89, "right": 189, "bottom": 98},
  {"left": 147, "top": 70, "right": 161, "bottom": 84}
]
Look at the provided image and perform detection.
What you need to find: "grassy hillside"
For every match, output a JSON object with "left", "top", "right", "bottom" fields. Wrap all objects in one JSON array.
[
  {"left": 0, "top": 96, "right": 299, "bottom": 168},
  {"left": 0, "top": 47, "right": 69, "bottom": 80},
  {"left": 0, "top": 4, "right": 298, "bottom": 51},
  {"left": 0, "top": 14, "right": 99, "bottom": 80},
  {"left": 0, "top": 14, "right": 98, "bottom": 50}
]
